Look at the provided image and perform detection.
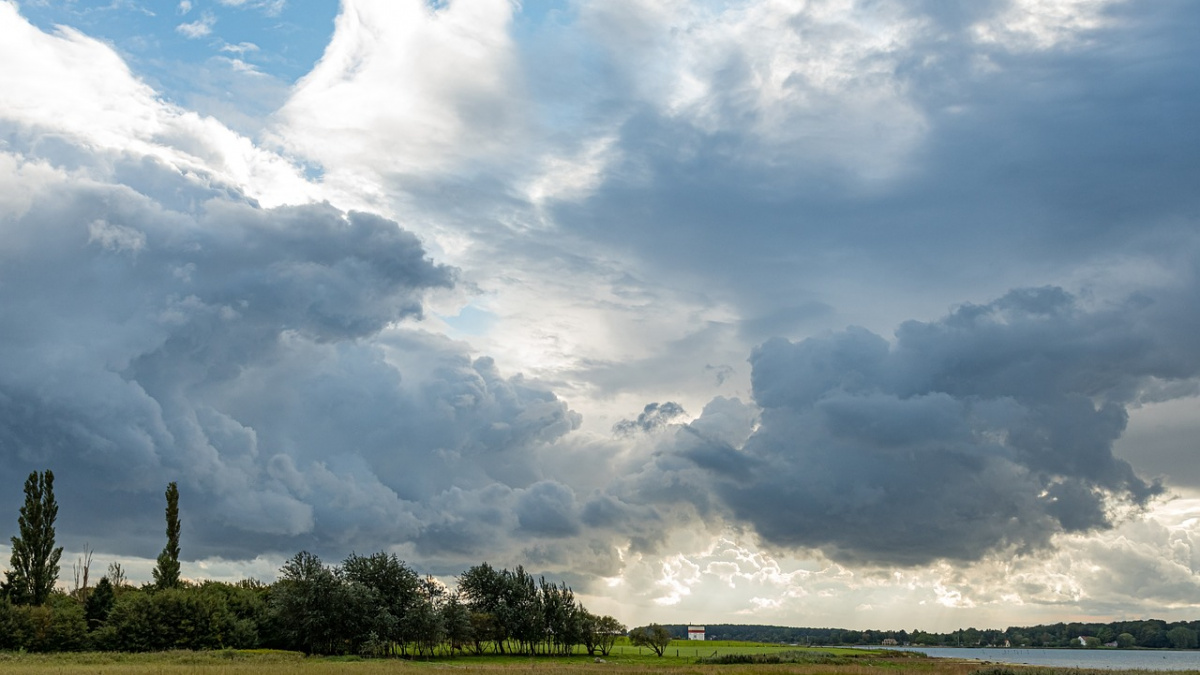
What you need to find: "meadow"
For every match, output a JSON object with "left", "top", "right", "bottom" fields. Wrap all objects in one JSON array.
[{"left": 0, "top": 642, "right": 1118, "bottom": 675}]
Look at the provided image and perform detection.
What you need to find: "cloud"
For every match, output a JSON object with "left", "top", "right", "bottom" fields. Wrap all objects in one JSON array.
[
  {"left": 217, "top": 0, "right": 287, "bottom": 16},
  {"left": 1116, "top": 397, "right": 1200, "bottom": 488},
  {"left": 255, "top": 0, "right": 1200, "bottom": 450},
  {"left": 220, "top": 42, "right": 260, "bottom": 55},
  {"left": 972, "top": 0, "right": 1120, "bottom": 49},
  {"left": 0, "top": 3, "right": 314, "bottom": 208},
  {"left": 5, "top": 0, "right": 1200, "bottom": 630},
  {"left": 580, "top": 495, "right": 1200, "bottom": 630},
  {"left": 532, "top": 0, "right": 1200, "bottom": 347},
  {"left": 177, "top": 13, "right": 216, "bottom": 39},
  {"left": 0, "top": 138, "right": 586, "bottom": 564},
  {"left": 577, "top": 0, "right": 928, "bottom": 179},
  {"left": 664, "top": 283, "right": 1200, "bottom": 566},
  {"left": 274, "top": 0, "right": 523, "bottom": 179},
  {"left": 0, "top": 0, "right": 596, "bottom": 573},
  {"left": 516, "top": 481, "right": 582, "bottom": 537},
  {"left": 614, "top": 401, "right": 688, "bottom": 436}
]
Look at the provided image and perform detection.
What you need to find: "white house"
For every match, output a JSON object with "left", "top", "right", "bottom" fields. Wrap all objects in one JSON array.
[{"left": 688, "top": 626, "right": 706, "bottom": 641}]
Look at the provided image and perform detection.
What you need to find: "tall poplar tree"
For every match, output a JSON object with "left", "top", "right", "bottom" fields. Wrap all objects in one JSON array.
[
  {"left": 5, "top": 470, "right": 63, "bottom": 605},
  {"left": 152, "top": 481, "right": 181, "bottom": 590}
]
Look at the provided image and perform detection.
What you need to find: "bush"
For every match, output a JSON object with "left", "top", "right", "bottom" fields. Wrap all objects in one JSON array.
[
  {"left": 94, "top": 587, "right": 244, "bottom": 651},
  {"left": 0, "top": 595, "right": 87, "bottom": 652},
  {"left": 0, "top": 596, "right": 32, "bottom": 649},
  {"left": 25, "top": 597, "right": 87, "bottom": 652}
]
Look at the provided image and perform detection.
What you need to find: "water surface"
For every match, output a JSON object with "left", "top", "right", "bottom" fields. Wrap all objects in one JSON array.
[{"left": 886, "top": 646, "right": 1200, "bottom": 670}]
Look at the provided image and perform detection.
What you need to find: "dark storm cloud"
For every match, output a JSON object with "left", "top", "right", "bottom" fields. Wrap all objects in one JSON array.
[
  {"left": 676, "top": 284, "right": 1200, "bottom": 566},
  {"left": 0, "top": 151, "right": 580, "bottom": 562}
]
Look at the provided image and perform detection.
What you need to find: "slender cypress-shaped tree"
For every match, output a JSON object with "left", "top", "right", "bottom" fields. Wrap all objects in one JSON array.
[
  {"left": 152, "top": 481, "right": 181, "bottom": 590},
  {"left": 5, "top": 470, "right": 63, "bottom": 605}
]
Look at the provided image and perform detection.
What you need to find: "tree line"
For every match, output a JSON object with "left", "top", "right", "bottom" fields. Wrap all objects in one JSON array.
[
  {"left": 1, "top": 470, "right": 627, "bottom": 656},
  {"left": 662, "top": 622, "right": 1200, "bottom": 649},
  {"left": 10, "top": 470, "right": 1194, "bottom": 655}
]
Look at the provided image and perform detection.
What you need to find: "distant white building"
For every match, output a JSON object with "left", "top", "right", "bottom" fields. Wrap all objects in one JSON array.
[{"left": 688, "top": 626, "right": 706, "bottom": 641}]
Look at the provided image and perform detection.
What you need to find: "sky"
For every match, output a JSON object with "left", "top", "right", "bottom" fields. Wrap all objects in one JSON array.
[{"left": 1, "top": 0, "right": 1199, "bottom": 633}]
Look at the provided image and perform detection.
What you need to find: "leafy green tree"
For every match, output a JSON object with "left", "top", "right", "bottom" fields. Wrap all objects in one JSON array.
[
  {"left": 5, "top": 470, "right": 63, "bottom": 605},
  {"left": 270, "top": 551, "right": 354, "bottom": 655},
  {"left": 596, "top": 615, "right": 625, "bottom": 656},
  {"left": 84, "top": 577, "right": 115, "bottom": 631},
  {"left": 504, "top": 566, "right": 542, "bottom": 655},
  {"left": 441, "top": 593, "right": 473, "bottom": 655},
  {"left": 467, "top": 611, "right": 500, "bottom": 655},
  {"left": 582, "top": 612, "right": 625, "bottom": 656},
  {"left": 1117, "top": 632, "right": 1136, "bottom": 648},
  {"left": 407, "top": 575, "right": 446, "bottom": 657},
  {"left": 540, "top": 577, "right": 582, "bottom": 655},
  {"left": 342, "top": 551, "right": 421, "bottom": 654},
  {"left": 459, "top": 563, "right": 510, "bottom": 654},
  {"left": 581, "top": 611, "right": 602, "bottom": 656},
  {"left": 1139, "top": 625, "right": 1170, "bottom": 648},
  {"left": 152, "top": 482, "right": 181, "bottom": 590},
  {"left": 1168, "top": 626, "right": 1198, "bottom": 649},
  {"left": 195, "top": 581, "right": 265, "bottom": 648},
  {"left": 338, "top": 579, "right": 381, "bottom": 656},
  {"left": 629, "top": 623, "right": 672, "bottom": 656}
]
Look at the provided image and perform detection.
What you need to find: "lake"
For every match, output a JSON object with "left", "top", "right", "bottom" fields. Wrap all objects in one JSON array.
[{"left": 882, "top": 646, "right": 1200, "bottom": 670}]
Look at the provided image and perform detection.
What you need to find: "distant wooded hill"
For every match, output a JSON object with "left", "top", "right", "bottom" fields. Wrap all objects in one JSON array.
[{"left": 661, "top": 621, "right": 1200, "bottom": 649}]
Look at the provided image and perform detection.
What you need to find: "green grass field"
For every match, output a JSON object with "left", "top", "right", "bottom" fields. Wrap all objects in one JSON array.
[
  {"left": 0, "top": 642, "right": 1154, "bottom": 675},
  {"left": 0, "top": 642, "right": 962, "bottom": 675}
]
